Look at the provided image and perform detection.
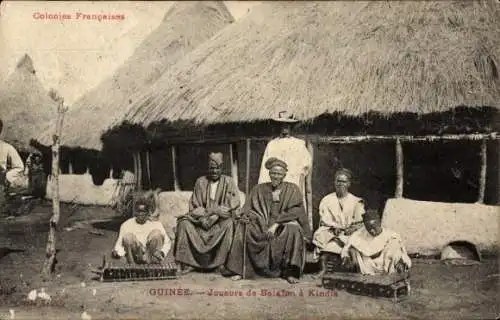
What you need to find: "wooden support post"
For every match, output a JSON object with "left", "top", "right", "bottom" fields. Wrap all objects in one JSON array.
[
  {"left": 41, "top": 90, "right": 67, "bottom": 278},
  {"left": 68, "top": 160, "right": 73, "bottom": 174},
  {"left": 171, "top": 145, "right": 180, "bottom": 191},
  {"left": 477, "top": 139, "right": 487, "bottom": 204},
  {"left": 133, "top": 152, "right": 142, "bottom": 191},
  {"left": 245, "top": 139, "right": 251, "bottom": 197},
  {"left": 229, "top": 143, "right": 239, "bottom": 187},
  {"left": 145, "top": 150, "right": 152, "bottom": 190},
  {"left": 137, "top": 152, "right": 143, "bottom": 191},
  {"left": 395, "top": 138, "right": 404, "bottom": 198},
  {"left": 132, "top": 153, "right": 138, "bottom": 191},
  {"left": 305, "top": 140, "right": 314, "bottom": 230}
]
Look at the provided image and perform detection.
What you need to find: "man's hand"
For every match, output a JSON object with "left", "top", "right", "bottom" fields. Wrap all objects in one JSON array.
[
  {"left": 344, "top": 226, "right": 356, "bottom": 236},
  {"left": 341, "top": 256, "right": 353, "bottom": 268},
  {"left": 238, "top": 214, "right": 251, "bottom": 224},
  {"left": 111, "top": 250, "right": 121, "bottom": 260},
  {"left": 191, "top": 207, "right": 206, "bottom": 217},
  {"left": 266, "top": 223, "right": 279, "bottom": 240},
  {"left": 345, "top": 223, "right": 362, "bottom": 236},
  {"left": 329, "top": 227, "right": 341, "bottom": 236},
  {"left": 199, "top": 216, "right": 209, "bottom": 229},
  {"left": 151, "top": 251, "right": 165, "bottom": 264},
  {"left": 214, "top": 206, "right": 231, "bottom": 219},
  {"left": 207, "top": 214, "right": 219, "bottom": 227}
]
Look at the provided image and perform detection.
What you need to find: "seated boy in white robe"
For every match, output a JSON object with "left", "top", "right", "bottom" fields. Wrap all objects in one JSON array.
[
  {"left": 340, "top": 209, "right": 411, "bottom": 275},
  {"left": 112, "top": 191, "right": 171, "bottom": 264}
]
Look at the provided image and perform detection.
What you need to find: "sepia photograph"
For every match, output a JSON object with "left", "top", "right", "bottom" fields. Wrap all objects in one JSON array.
[{"left": 0, "top": 1, "right": 498, "bottom": 319}]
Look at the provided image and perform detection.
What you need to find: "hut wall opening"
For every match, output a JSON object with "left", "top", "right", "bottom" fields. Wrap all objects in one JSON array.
[
  {"left": 148, "top": 147, "right": 175, "bottom": 191},
  {"left": 404, "top": 140, "right": 481, "bottom": 203},
  {"left": 311, "top": 142, "right": 396, "bottom": 229}
]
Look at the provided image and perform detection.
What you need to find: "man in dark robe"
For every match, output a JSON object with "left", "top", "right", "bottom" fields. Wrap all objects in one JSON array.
[
  {"left": 225, "top": 157, "right": 312, "bottom": 284},
  {"left": 174, "top": 152, "right": 241, "bottom": 273}
]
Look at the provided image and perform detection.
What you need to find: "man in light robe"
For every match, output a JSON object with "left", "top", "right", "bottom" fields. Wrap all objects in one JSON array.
[
  {"left": 0, "top": 119, "right": 26, "bottom": 214},
  {"left": 312, "top": 168, "right": 365, "bottom": 277},
  {"left": 258, "top": 111, "right": 312, "bottom": 225},
  {"left": 226, "top": 157, "right": 312, "bottom": 284},
  {"left": 174, "top": 152, "right": 241, "bottom": 274},
  {"left": 112, "top": 190, "right": 172, "bottom": 264},
  {"left": 340, "top": 210, "right": 411, "bottom": 275},
  {"left": 0, "top": 119, "right": 25, "bottom": 187}
]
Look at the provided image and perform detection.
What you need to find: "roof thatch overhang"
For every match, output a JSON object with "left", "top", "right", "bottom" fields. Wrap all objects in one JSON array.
[
  {"left": 120, "top": 1, "right": 499, "bottom": 142},
  {"left": 101, "top": 106, "right": 498, "bottom": 151}
]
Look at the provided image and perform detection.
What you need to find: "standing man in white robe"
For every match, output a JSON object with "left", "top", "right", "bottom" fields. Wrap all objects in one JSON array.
[{"left": 258, "top": 111, "right": 312, "bottom": 226}]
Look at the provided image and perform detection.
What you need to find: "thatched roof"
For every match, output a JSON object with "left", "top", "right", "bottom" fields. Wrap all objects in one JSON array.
[
  {"left": 125, "top": 1, "right": 500, "bottom": 127},
  {"left": 0, "top": 54, "right": 58, "bottom": 152},
  {"left": 37, "top": 1, "right": 234, "bottom": 150}
]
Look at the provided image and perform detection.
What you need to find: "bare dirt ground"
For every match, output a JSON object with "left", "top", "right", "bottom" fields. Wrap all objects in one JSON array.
[{"left": 0, "top": 202, "right": 498, "bottom": 320}]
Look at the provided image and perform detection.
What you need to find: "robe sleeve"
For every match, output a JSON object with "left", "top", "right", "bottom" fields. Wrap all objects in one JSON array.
[
  {"left": 7, "top": 144, "right": 24, "bottom": 170},
  {"left": 274, "top": 184, "right": 312, "bottom": 239},
  {"left": 340, "top": 228, "right": 360, "bottom": 258},
  {"left": 113, "top": 221, "right": 129, "bottom": 257},
  {"left": 352, "top": 198, "right": 365, "bottom": 223},
  {"left": 155, "top": 222, "right": 172, "bottom": 256},
  {"left": 242, "top": 185, "right": 270, "bottom": 240},
  {"left": 244, "top": 185, "right": 263, "bottom": 220},
  {"left": 188, "top": 177, "right": 207, "bottom": 215},
  {"left": 318, "top": 196, "right": 336, "bottom": 227}
]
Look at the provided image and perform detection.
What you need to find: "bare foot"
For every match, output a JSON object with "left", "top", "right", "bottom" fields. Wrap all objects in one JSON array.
[
  {"left": 286, "top": 276, "right": 300, "bottom": 284},
  {"left": 179, "top": 265, "right": 194, "bottom": 275},
  {"left": 230, "top": 275, "right": 242, "bottom": 281},
  {"left": 311, "top": 270, "right": 325, "bottom": 280}
]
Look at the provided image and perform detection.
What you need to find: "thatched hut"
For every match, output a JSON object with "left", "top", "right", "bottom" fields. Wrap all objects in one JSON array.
[
  {"left": 0, "top": 54, "right": 57, "bottom": 155},
  {"left": 106, "top": 1, "right": 499, "bottom": 227}
]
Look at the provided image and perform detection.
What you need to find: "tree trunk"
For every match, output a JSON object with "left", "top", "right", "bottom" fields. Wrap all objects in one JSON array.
[{"left": 41, "top": 94, "right": 66, "bottom": 278}]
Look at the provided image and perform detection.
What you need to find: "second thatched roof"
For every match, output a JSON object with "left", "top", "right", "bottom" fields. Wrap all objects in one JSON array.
[
  {"left": 37, "top": 1, "right": 235, "bottom": 150},
  {"left": 0, "top": 54, "right": 58, "bottom": 152},
  {"left": 124, "top": 1, "right": 500, "bottom": 127}
]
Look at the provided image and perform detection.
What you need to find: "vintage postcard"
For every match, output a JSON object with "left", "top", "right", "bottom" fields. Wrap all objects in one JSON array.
[{"left": 0, "top": 1, "right": 498, "bottom": 319}]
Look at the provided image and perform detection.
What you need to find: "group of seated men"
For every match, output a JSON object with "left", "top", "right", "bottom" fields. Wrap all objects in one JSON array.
[{"left": 112, "top": 152, "right": 411, "bottom": 283}]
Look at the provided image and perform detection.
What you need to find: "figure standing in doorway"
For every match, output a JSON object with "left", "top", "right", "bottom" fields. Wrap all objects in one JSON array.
[{"left": 258, "top": 111, "right": 312, "bottom": 226}]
